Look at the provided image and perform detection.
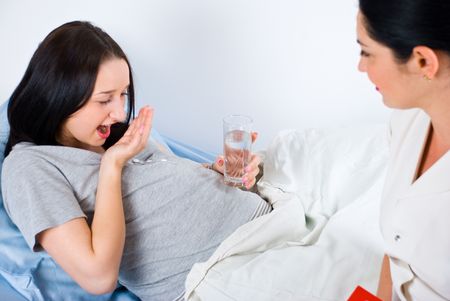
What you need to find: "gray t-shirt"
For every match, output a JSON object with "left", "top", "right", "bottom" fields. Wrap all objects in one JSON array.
[{"left": 1, "top": 142, "right": 271, "bottom": 301}]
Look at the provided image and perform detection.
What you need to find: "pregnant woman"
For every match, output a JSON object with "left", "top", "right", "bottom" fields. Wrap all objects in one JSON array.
[{"left": 1, "top": 21, "right": 271, "bottom": 301}]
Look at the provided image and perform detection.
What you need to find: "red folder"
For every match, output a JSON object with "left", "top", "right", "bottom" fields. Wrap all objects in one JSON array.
[{"left": 347, "top": 286, "right": 382, "bottom": 301}]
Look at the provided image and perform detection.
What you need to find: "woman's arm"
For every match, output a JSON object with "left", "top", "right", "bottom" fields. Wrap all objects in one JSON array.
[
  {"left": 377, "top": 254, "right": 393, "bottom": 301},
  {"left": 37, "top": 107, "right": 153, "bottom": 295},
  {"left": 37, "top": 161, "right": 125, "bottom": 294}
]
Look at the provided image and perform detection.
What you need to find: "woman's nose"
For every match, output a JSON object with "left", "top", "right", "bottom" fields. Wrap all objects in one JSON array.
[
  {"left": 358, "top": 58, "right": 366, "bottom": 72},
  {"left": 110, "top": 101, "right": 126, "bottom": 122}
]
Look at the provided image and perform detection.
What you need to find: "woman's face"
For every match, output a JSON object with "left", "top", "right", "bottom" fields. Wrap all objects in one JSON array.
[
  {"left": 356, "top": 11, "right": 423, "bottom": 109},
  {"left": 58, "top": 58, "right": 130, "bottom": 151}
]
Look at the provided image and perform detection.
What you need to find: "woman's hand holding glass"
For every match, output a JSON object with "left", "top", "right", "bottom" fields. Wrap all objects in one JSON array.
[
  {"left": 211, "top": 132, "right": 261, "bottom": 190},
  {"left": 104, "top": 106, "right": 153, "bottom": 167}
]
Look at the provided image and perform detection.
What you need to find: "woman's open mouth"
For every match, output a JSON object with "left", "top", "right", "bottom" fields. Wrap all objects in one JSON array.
[{"left": 97, "top": 125, "right": 111, "bottom": 139}]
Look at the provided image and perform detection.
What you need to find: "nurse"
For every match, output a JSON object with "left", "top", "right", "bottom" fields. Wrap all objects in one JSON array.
[{"left": 357, "top": 0, "right": 450, "bottom": 300}]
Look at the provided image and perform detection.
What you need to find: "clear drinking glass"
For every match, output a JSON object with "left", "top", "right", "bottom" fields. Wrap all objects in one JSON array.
[{"left": 223, "top": 115, "right": 253, "bottom": 187}]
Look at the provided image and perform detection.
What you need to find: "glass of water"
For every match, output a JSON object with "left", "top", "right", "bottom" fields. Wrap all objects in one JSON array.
[{"left": 223, "top": 114, "right": 253, "bottom": 187}]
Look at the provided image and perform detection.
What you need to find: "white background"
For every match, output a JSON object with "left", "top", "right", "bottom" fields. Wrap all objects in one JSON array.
[{"left": 0, "top": 0, "right": 390, "bottom": 153}]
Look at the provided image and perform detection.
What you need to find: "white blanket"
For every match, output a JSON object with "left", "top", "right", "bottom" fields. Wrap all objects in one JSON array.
[{"left": 185, "top": 125, "right": 390, "bottom": 301}]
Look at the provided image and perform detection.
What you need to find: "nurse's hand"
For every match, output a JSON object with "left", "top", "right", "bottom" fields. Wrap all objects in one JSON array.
[
  {"left": 104, "top": 106, "right": 153, "bottom": 167},
  {"left": 210, "top": 132, "right": 261, "bottom": 189}
]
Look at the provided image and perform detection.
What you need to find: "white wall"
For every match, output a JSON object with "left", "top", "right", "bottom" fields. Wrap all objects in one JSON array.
[{"left": 0, "top": 0, "right": 390, "bottom": 153}]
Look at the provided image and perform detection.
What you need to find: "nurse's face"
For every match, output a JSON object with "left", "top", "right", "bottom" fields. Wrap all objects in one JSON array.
[{"left": 356, "top": 11, "right": 424, "bottom": 109}]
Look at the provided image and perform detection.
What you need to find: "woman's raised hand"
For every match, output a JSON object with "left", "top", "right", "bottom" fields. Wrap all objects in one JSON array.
[{"left": 104, "top": 106, "right": 154, "bottom": 167}]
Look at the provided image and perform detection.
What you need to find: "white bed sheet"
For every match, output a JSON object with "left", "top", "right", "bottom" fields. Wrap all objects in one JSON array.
[{"left": 184, "top": 125, "right": 390, "bottom": 301}]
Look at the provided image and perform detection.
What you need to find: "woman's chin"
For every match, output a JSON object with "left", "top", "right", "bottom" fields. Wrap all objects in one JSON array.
[
  {"left": 85, "top": 144, "right": 105, "bottom": 153},
  {"left": 381, "top": 97, "right": 399, "bottom": 109},
  {"left": 382, "top": 98, "right": 415, "bottom": 110}
]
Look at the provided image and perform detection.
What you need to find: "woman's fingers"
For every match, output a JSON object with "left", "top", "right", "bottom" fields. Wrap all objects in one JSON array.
[
  {"left": 251, "top": 132, "right": 258, "bottom": 143},
  {"left": 243, "top": 154, "right": 261, "bottom": 189},
  {"left": 129, "top": 107, "right": 152, "bottom": 148},
  {"left": 246, "top": 154, "right": 261, "bottom": 173},
  {"left": 116, "top": 106, "right": 153, "bottom": 151},
  {"left": 123, "top": 114, "right": 139, "bottom": 138},
  {"left": 214, "top": 152, "right": 260, "bottom": 189},
  {"left": 127, "top": 106, "right": 151, "bottom": 134},
  {"left": 210, "top": 133, "right": 260, "bottom": 189},
  {"left": 212, "top": 156, "right": 225, "bottom": 174},
  {"left": 139, "top": 107, "right": 154, "bottom": 147},
  {"left": 104, "top": 106, "right": 155, "bottom": 167}
]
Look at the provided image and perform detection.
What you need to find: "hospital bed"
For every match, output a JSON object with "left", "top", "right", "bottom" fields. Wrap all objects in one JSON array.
[{"left": 0, "top": 99, "right": 387, "bottom": 300}]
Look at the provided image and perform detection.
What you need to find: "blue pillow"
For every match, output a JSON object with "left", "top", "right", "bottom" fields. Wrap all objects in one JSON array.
[
  {"left": 162, "top": 134, "right": 217, "bottom": 163},
  {"left": 0, "top": 101, "right": 139, "bottom": 300}
]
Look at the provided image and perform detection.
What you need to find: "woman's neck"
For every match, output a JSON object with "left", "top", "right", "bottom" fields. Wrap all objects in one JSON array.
[
  {"left": 426, "top": 106, "right": 450, "bottom": 152},
  {"left": 412, "top": 87, "right": 450, "bottom": 178},
  {"left": 88, "top": 145, "right": 106, "bottom": 154},
  {"left": 416, "top": 104, "right": 450, "bottom": 178}
]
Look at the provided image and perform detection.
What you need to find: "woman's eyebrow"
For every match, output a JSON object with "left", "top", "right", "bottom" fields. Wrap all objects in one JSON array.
[
  {"left": 95, "top": 89, "right": 115, "bottom": 95},
  {"left": 94, "top": 85, "right": 129, "bottom": 96},
  {"left": 357, "top": 39, "right": 368, "bottom": 47}
]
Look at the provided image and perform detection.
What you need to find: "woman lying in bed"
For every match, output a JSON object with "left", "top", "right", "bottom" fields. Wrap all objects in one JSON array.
[{"left": 1, "top": 21, "right": 270, "bottom": 301}]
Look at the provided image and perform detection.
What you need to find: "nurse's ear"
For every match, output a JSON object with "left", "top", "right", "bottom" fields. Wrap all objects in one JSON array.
[{"left": 408, "top": 46, "right": 439, "bottom": 80}]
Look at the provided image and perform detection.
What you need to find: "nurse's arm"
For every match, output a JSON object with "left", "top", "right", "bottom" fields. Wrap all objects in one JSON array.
[{"left": 377, "top": 254, "right": 393, "bottom": 300}]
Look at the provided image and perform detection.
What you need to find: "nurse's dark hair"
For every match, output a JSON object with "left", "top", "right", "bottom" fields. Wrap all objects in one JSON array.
[
  {"left": 359, "top": 0, "right": 450, "bottom": 63},
  {"left": 4, "top": 20, "right": 135, "bottom": 156}
]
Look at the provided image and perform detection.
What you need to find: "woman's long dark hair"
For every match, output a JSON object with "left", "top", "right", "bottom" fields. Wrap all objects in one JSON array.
[
  {"left": 359, "top": 0, "right": 450, "bottom": 63},
  {"left": 4, "top": 21, "right": 135, "bottom": 156}
]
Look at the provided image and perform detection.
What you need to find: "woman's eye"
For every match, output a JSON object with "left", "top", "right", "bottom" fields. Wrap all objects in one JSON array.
[
  {"left": 99, "top": 99, "right": 112, "bottom": 105},
  {"left": 360, "top": 50, "right": 370, "bottom": 57}
]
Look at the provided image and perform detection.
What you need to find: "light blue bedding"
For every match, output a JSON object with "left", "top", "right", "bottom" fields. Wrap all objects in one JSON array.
[{"left": 0, "top": 100, "right": 216, "bottom": 300}]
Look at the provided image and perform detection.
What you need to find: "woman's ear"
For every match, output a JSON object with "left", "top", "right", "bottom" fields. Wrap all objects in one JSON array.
[{"left": 410, "top": 46, "right": 439, "bottom": 80}]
